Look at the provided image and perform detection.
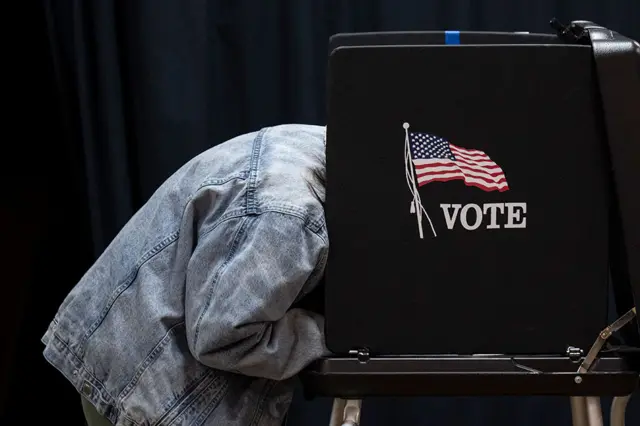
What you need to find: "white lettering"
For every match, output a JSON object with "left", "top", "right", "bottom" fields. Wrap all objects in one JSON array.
[
  {"left": 482, "top": 203, "right": 504, "bottom": 229},
  {"left": 439, "top": 204, "right": 462, "bottom": 230},
  {"left": 439, "top": 202, "right": 527, "bottom": 231},
  {"left": 460, "top": 203, "right": 482, "bottom": 230},
  {"left": 505, "top": 202, "right": 527, "bottom": 228}
]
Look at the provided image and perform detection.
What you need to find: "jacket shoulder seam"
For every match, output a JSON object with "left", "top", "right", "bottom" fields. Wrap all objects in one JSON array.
[{"left": 245, "top": 128, "right": 267, "bottom": 214}]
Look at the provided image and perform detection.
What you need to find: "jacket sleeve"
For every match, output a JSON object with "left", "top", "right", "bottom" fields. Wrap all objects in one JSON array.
[{"left": 185, "top": 211, "right": 329, "bottom": 381}]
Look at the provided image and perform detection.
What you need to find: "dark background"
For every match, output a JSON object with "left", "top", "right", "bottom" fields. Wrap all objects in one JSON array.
[{"left": 3, "top": 1, "right": 638, "bottom": 425}]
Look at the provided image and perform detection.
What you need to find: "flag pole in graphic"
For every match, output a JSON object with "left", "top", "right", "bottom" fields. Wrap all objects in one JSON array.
[{"left": 403, "top": 122, "right": 437, "bottom": 239}]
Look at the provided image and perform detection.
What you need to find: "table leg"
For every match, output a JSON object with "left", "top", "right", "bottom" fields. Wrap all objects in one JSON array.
[
  {"left": 343, "top": 399, "right": 362, "bottom": 426},
  {"left": 585, "top": 397, "right": 603, "bottom": 426},
  {"left": 571, "top": 397, "right": 588, "bottom": 426},
  {"left": 329, "top": 398, "right": 362, "bottom": 426},
  {"left": 610, "top": 395, "right": 632, "bottom": 426},
  {"left": 329, "top": 399, "right": 347, "bottom": 426}
]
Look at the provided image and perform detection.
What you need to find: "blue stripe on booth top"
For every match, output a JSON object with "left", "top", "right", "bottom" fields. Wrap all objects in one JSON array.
[{"left": 445, "top": 30, "right": 460, "bottom": 45}]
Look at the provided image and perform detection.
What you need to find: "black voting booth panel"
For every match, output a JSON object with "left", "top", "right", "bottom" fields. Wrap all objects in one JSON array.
[
  {"left": 302, "top": 22, "right": 640, "bottom": 409},
  {"left": 325, "top": 31, "right": 611, "bottom": 356}
]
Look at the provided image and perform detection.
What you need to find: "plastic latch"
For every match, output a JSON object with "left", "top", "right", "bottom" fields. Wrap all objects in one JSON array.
[{"left": 566, "top": 346, "right": 584, "bottom": 363}]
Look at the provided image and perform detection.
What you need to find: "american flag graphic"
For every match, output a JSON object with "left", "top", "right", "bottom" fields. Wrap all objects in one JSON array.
[{"left": 409, "top": 132, "right": 509, "bottom": 192}]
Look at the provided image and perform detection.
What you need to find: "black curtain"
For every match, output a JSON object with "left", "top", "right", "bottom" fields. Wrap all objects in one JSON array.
[
  {"left": 2, "top": 1, "right": 93, "bottom": 425},
  {"left": 3, "top": 1, "right": 638, "bottom": 425}
]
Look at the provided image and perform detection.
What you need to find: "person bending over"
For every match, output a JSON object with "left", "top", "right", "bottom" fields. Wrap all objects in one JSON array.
[{"left": 42, "top": 124, "right": 328, "bottom": 426}]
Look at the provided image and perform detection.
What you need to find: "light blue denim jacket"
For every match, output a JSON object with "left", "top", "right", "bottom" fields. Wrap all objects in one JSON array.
[{"left": 42, "top": 124, "right": 329, "bottom": 426}]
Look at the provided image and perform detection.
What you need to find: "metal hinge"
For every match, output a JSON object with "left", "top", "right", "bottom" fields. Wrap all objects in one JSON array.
[{"left": 349, "top": 348, "right": 370, "bottom": 363}]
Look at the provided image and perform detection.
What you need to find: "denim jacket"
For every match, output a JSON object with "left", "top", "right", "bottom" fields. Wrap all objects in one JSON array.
[{"left": 42, "top": 124, "right": 329, "bottom": 426}]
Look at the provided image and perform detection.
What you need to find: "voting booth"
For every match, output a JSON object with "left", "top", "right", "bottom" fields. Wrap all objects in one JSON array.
[{"left": 301, "top": 20, "right": 640, "bottom": 426}]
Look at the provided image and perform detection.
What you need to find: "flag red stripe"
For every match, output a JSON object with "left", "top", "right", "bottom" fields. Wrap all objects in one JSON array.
[
  {"left": 454, "top": 156, "right": 501, "bottom": 170},
  {"left": 414, "top": 160, "right": 504, "bottom": 177},
  {"left": 416, "top": 169, "right": 507, "bottom": 185},
  {"left": 449, "top": 144, "right": 485, "bottom": 156},
  {"left": 413, "top": 160, "right": 455, "bottom": 169},
  {"left": 417, "top": 171, "right": 507, "bottom": 185},
  {"left": 453, "top": 151, "right": 491, "bottom": 162},
  {"left": 450, "top": 146, "right": 488, "bottom": 158},
  {"left": 417, "top": 175, "right": 509, "bottom": 192},
  {"left": 414, "top": 153, "right": 502, "bottom": 170}
]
